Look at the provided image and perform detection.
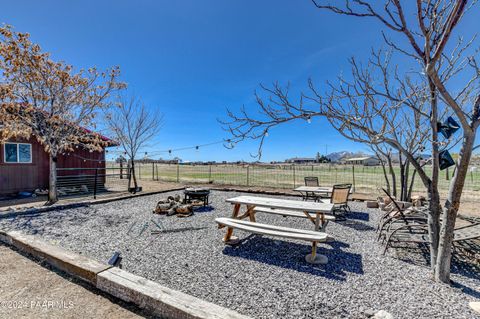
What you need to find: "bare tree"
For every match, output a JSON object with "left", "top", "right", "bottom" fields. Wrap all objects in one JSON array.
[
  {"left": 222, "top": 0, "right": 479, "bottom": 283},
  {"left": 106, "top": 94, "right": 163, "bottom": 192},
  {"left": 0, "top": 25, "right": 125, "bottom": 204}
]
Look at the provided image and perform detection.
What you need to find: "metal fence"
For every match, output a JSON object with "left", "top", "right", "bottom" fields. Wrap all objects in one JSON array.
[{"left": 56, "top": 167, "right": 130, "bottom": 199}]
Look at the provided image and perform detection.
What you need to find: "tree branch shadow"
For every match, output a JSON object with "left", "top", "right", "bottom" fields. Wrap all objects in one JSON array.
[{"left": 222, "top": 235, "right": 363, "bottom": 281}]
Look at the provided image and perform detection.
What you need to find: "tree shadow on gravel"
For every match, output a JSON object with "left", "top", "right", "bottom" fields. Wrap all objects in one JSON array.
[
  {"left": 222, "top": 235, "right": 363, "bottom": 281},
  {"left": 337, "top": 220, "right": 376, "bottom": 232},
  {"left": 193, "top": 206, "right": 215, "bottom": 213},
  {"left": 345, "top": 210, "right": 370, "bottom": 221},
  {"left": 390, "top": 243, "right": 480, "bottom": 287}
]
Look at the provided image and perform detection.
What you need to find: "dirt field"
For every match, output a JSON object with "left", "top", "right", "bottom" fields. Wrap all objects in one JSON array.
[{"left": 0, "top": 244, "right": 153, "bottom": 319}]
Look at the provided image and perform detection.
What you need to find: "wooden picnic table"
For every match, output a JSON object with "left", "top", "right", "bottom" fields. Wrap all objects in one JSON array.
[{"left": 220, "top": 195, "right": 334, "bottom": 264}]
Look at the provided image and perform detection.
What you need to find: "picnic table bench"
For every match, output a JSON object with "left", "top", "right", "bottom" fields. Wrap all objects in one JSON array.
[{"left": 216, "top": 195, "right": 334, "bottom": 264}]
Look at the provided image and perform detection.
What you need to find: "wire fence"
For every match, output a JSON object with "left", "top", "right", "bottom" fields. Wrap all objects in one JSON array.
[{"left": 114, "top": 162, "right": 480, "bottom": 204}]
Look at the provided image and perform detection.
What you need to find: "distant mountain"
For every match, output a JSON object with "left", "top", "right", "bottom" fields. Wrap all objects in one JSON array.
[{"left": 326, "top": 151, "right": 370, "bottom": 162}]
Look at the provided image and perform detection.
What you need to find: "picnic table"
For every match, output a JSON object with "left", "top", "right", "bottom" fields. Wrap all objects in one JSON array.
[
  {"left": 294, "top": 186, "right": 333, "bottom": 200},
  {"left": 217, "top": 195, "right": 334, "bottom": 264}
]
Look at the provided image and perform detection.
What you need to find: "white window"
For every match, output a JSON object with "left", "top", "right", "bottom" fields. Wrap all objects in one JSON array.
[{"left": 4, "top": 143, "right": 32, "bottom": 163}]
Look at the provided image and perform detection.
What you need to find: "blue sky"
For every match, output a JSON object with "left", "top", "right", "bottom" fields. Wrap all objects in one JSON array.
[{"left": 2, "top": 1, "right": 478, "bottom": 162}]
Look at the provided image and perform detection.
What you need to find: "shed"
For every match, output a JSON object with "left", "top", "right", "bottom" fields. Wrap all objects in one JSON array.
[{"left": 343, "top": 156, "right": 381, "bottom": 166}]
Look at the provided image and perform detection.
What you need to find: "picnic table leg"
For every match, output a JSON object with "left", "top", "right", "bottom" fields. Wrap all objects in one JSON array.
[
  {"left": 223, "top": 203, "right": 241, "bottom": 245},
  {"left": 247, "top": 205, "right": 256, "bottom": 222},
  {"left": 312, "top": 212, "right": 327, "bottom": 231},
  {"left": 305, "top": 241, "right": 328, "bottom": 264}
]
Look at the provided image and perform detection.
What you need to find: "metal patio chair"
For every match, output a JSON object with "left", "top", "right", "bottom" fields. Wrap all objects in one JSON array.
[
  {"left": 383, "top": 221, "right": 480, "bottom": 255},
  {"left": 330, "top": 183, "right": 352, "bottom": 221},
  {"left": 376, "top": 188, "right": 428, "bottom": 241},
  {"left": 303, "top": 177, "right": 321, "bottom": 201}
]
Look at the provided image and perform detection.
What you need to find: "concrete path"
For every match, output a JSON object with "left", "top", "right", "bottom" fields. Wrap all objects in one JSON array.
[{"left": 0, "top": 244, "right": 150, "bottom": 319}]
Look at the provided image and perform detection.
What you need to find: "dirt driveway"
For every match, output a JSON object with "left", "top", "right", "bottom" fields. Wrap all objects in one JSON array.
[{"left": 0, "top": 244, "right": 152, "bottom": 319}]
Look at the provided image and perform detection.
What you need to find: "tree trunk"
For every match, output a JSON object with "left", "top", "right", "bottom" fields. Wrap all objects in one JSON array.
[
  {"left": 379, "top": 157, "right": 391, "bottom": 194},
  {"left": 435, "top": 132, "right": 475, "bottom": 283},
  {"left": 387, "top": 154, "right": 397, "bottom": 198},
  {"left": 402, "top": 160, "right": 411, "bottom": 202},
  {"left": 399, "top": 160, "right": 405, "bottom": 201},
  {"left": 130, "top": 159, "right": 138, "bottom": 192},
  {"left": 407, "top": 169, "right": 417, "bottom": 200},
  {"left": 47, "top": 154, "right": 58, "bottom": 205},
  {"left": 426, "top": 76, "right": 442, "bottom": 276},
  {"left": 427, "top": 186, "right": 441, "bottom": 275}
]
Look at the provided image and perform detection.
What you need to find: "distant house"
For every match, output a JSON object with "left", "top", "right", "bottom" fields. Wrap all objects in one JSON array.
[
  {"left": 343, "top": 156, "right": 381, "bottom": 166},
  {"left": 0, "top": 133, "right": 116, "bottom": 196},
  {"left": 286, "top": 157, "right": 317, "bottom": 164}
]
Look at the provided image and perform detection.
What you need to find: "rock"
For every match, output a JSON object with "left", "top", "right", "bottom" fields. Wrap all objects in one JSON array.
[
  {"left": 366, "top": 201, "right": 379, "bottom": 208},
  {"left": 363, "top": 309, "right": 376, "bottom": 317},
  {"left": 469, "top": 302, "right": 480, "bottom": 314},
  {"left": 374, "top": 310, "right": 393, "bottom": 319}
]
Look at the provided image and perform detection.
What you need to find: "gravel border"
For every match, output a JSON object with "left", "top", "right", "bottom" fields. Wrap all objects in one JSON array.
[{"left": 0, "top": 190, "right": 478, "bottom": 319}]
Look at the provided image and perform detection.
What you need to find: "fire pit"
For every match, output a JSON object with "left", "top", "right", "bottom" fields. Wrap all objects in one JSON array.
[{"left": 184, "top": 187, "right": 210, "bottom": 206}]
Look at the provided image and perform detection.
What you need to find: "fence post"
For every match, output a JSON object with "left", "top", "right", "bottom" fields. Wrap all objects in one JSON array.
[
  {"left": 138, "top": 163, "right": 141, "bottom": 180},
  {"left": 246, "top": 165, "right": 250, "bottom": 186},
  {"left": 93, "top": 168, "right": 98, "bottom": 199},
  {"left": 352, "top": 165, "right": 356, "bottom": 192},
  {"left": 293, "top": 164, "right": 296, "bottom": 188},
  {"left": 127, "top": 161, "right": 132, "bottom": 191},
  {"left": 152, "top": 162, "right": 155, "bottom": 180},
  {"left": 176, "top": 162, "right": 180, "bottom": 183},
  {"left": 208, "top": 164, "right": 212, "bottom": 182},
  {"left": 120, "top": 161, "right": 123, "bottom": 179},
  {"left": 156, "top": 163, "right": 158, "bottom": 181}
]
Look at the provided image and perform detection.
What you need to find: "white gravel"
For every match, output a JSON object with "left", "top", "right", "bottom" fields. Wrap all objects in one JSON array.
[{"left": 1, "top": 190, "right": 479, "bottom": 319}]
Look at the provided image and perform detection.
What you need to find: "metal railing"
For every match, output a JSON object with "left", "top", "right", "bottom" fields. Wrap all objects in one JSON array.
[{"left": 56, "top": 167, "right": 130, "bottom": 199}]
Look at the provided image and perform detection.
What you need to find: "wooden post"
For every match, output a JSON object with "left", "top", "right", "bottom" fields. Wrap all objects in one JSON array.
[
  {"left": 93, "top": 168, "right": 98, "bottom": 200},
  {"left": 176, "top": 162, "right": 180, "bottom": 183},
  {"left": 152, "top": 162, "right": 155, "bottom": 180},
  {"left": 208, "top": 164, "right": 212, "bottom": 182},
  {"left": 246, "top": 165, "right": 250, "bottom": 186},
  {"left": 293, "top": 164, "right": 296, "bottom": 188},
  {"left": 156, "top": 163, "right": 159, "bottom": 181},
  {"left": 352, "top": 165, "right": 356, "bottom": 192},
  {"left": 120, "top": 161, "right": 123, "bottom": 179}
]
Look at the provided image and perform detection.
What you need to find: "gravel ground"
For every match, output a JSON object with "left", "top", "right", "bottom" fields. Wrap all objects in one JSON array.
[{"left": 0, "top": 190, "right": 479, "bottom": 319}]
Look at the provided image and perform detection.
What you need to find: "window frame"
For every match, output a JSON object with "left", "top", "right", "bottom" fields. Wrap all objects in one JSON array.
[{"left": 3, "top": 142, "right": 33, "bottom": 164}]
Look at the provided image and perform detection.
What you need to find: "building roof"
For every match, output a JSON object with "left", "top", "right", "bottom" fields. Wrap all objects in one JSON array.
[
  {"left": 1, "top": 104, "right": 117, "bottom": 147},
  {"left": 344, "top": 156, "right": 378, "bottom": 161}
]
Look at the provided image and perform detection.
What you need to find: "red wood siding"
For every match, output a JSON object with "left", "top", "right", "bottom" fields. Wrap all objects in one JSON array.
[{"left": 0, "top": 137, "right": 106, "bottom": 195}]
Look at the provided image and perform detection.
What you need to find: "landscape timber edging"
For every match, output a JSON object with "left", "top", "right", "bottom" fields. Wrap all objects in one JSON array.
[
  {"left": 97, "top": 267, "right": 251, "bottom": 319},
  {"left": 0, "top": 230, "right": 251, "bottom": 319}
]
